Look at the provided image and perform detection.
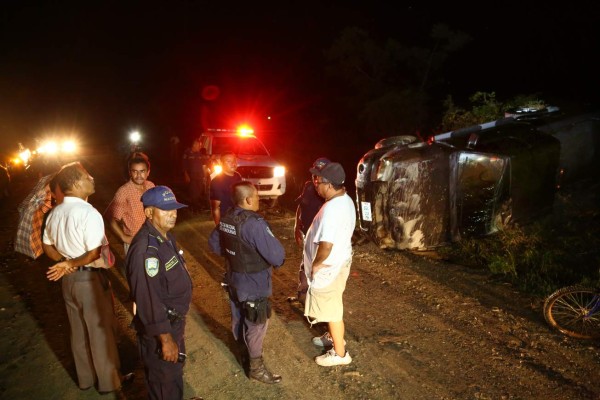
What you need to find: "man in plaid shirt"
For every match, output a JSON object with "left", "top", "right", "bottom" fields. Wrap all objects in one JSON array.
[{"left": 105, "top": 152, "right": 155, "bottom": 254}]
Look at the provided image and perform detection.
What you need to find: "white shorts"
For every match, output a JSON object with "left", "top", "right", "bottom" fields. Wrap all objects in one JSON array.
[{"left": 304, "top": 258, "right": 351, "bottom": 324}]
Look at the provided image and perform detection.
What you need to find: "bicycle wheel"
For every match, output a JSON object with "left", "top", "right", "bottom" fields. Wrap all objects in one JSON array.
[{"left": 543, "top": 285, "right": 600, "bottom": 339}]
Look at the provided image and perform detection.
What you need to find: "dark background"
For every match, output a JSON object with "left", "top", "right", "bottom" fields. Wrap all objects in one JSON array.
[{"left": 2, "top": 1, "right": 599, "bottom": 197}]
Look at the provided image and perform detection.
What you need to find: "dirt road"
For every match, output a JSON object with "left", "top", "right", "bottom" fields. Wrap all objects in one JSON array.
[{"left": 1, "top": 151, "right": 599, "bottom": 400}]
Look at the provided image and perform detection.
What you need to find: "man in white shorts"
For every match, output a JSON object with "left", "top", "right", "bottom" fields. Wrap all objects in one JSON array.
[{"left": 303, "top": 162, "right": 356, "bottom": 366}]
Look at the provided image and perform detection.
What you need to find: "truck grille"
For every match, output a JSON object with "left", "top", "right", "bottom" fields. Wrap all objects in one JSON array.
[
  {"left": 237, "top": 166, "right": 273, "bottom": 179},
  {"left": 256, "top": 184, "right": 273, "bottom": 191}
]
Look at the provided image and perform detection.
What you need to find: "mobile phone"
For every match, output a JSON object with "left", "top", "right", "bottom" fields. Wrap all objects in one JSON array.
[{"left": 156, "top": 348, "right": 187, "bottom": 363}]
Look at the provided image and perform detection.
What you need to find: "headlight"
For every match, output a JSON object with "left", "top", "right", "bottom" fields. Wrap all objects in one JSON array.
[
  {"left": 18, "top": 149, "right": 32, "bottom": 163},
  {"left": 62, "top": 140, "right": 77, "bottom": 153},
  {"left": 273, "top": 166, "right": 285, "bottom": 177},
  {"left": 374, "top": 158, "right": 393, "bottom": 181},
  {"left": 38, "top": 141, "right": 59, "bottom": 154}
]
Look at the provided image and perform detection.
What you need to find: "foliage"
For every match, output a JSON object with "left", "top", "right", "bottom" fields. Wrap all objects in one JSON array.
[{"left": 439, "top": 92, "right": 547, "bottom": 132}]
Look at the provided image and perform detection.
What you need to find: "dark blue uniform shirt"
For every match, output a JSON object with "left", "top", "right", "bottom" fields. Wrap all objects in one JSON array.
[
  {"left": 126, "top": 220, "right": 193, "bottom": 337},
  {"left": 209, "top": 172, "right": 243, "bottom": 216},
  {"left": 209, "top": 207, "right": 285, "bottom": 301},
  {"left": 296, "top": 180, "right": 324, "bottom": 234}
]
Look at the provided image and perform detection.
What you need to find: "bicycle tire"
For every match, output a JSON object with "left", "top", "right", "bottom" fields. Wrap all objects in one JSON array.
[{"left": 543, "top": 285, "right": 600, "bottom": 339}]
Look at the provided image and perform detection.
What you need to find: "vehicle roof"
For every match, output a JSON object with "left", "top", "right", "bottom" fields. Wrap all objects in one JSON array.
[{"left": 201, "top": 130, "right": 255, "bottom": 137}]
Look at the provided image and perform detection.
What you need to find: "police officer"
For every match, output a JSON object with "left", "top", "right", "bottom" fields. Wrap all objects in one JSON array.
[
  {"left": 208, "top": 181, "right": 285, "bottom": 384},
  {"left": 126, "top": 186, "right": 192, "bottom": 400}
]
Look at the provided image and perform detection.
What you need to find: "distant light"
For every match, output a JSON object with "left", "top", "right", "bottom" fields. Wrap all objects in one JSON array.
[
  {"left": 129, "top": 131, "right": 141, "bottom": 143},
  {"left": 213, "top": 164, "right": 223, "bottom": 175},
  {"left": 18, "top": 148, "right": 31, "bottom": 163}
]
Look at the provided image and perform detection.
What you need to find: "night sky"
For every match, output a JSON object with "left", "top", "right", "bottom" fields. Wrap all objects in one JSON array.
[{"left": 1, "top": 2, "right": 598, "bottom": 161}]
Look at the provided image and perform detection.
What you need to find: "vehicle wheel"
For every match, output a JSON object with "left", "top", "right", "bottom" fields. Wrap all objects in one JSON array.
[
  {"left": 374, "top": 135, "right": 418, "bottom": 149},
  {"left": 543, "top": 285, "right": 600, "bottom": 339}
]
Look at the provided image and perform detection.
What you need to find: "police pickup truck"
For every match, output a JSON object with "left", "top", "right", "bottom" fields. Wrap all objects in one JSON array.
[{"left": 199, "top": 127, "right": 286, "bottom": 207}]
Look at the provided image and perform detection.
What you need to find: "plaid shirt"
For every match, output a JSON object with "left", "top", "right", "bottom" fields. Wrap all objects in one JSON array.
[
  {"left": 15, "top": 175, "right": 53, "bottom": 259},
  {"left": 104, "top": 180, "right": 155, "bottom": 237}
]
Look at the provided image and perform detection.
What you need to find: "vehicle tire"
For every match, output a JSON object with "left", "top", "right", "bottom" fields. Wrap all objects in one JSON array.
[
  {"left": 374, "top": 135, "right": 418, "bottom": 149},
  {"left": 543, "top": 285, "right": 600, "bottom": 339}
]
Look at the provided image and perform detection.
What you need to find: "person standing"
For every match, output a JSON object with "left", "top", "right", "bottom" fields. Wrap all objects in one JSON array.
[
  {"left": 208, "top": 181, "right": 285, "bottom": 384},
  {"left": 42, "top": 162, "right": 129, "bottom": 394},
  {"left": 209, "top": 151, "right": 242, "bottom": 226},
  {"left": 290, "top": 157, "right": 330, "bottom": 304},
  {"left": 105, "top": 152, "right": 155, "bottom": 255},
  {"left": 126, "top": 186, "right": 193, "bottom": 400},
  {"left": 303, "top": 162, "right": 356, "bottom": 367},
  {"left": 183, "top": 139, "right": 210, "bottom": 213}
]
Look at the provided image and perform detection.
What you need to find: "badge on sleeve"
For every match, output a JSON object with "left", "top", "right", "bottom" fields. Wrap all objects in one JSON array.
[
  {"left": 145, "top": 257, "right": 159, "bottom": 277},
  {"left": 265, "top": 226, "right": 275, "bottom": 238}
]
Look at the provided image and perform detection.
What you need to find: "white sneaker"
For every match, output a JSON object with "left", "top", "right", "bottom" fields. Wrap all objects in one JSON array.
[
  {"left": 315, "top": 348, "right": 352, "bottom": 366},
  {"left": 312, "top": 332, "right": 346, "bottom": 347}
]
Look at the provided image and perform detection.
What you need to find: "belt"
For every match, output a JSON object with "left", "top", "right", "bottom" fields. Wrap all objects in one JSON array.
[{"left": 77, "top": 266, "right": 100, "bottom": 272}]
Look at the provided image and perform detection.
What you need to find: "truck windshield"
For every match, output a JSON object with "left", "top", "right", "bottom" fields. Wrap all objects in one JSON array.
[{"left": 211, "top": 136, "right": 269, "bottom": 156}]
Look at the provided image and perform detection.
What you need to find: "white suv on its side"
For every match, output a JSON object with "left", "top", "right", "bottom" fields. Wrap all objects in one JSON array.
[{"left": 199, "top": 128, "right": 286, "bottom": 205}]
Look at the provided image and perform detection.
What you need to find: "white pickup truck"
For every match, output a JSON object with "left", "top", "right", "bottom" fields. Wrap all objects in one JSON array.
[{"left": 199, "top": 128, "right": 286, "bottom": 206}]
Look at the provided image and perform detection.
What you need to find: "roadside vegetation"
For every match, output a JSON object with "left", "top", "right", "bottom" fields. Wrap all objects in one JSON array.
[{"left": 436, "top": 92, "right": 600, "bottom": 296}]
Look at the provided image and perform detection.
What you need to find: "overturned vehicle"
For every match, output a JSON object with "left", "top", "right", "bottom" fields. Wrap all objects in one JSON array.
[{"left": 355, "top": 114, "right": 564, "bottom": 250}]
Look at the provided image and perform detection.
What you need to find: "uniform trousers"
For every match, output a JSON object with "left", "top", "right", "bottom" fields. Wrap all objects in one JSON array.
[
  {"left": 189, "top": 177, "right": 207, "bottom": 209},
  {"left": 230, "top": 299, "right": 268, "bottom": 359},
  {"left": 138, "top": 319, "right": 186, "bottom": 400},
  {"left": 61, "top": 269, "right": 121, "bottom": 392}
]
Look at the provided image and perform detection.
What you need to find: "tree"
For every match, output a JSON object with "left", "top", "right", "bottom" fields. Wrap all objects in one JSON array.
[{"left": 324, "top": 24, "right": 471, "bottom": 141}]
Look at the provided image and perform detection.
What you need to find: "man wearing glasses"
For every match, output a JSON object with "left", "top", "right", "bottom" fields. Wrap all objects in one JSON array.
[
  {"left": 303, "top": 162, "right": 356, "bottom": 367},
  {"left": 105, "top": 152, "right": 155, "bottom": 255}
]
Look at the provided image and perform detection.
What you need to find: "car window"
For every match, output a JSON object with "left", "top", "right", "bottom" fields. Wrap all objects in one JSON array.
[{"left": 211, "top": 136, "right": 269, "bottom": 156}]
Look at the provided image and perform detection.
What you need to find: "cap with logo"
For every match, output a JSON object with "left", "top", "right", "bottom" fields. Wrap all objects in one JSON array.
[
  {"left": 310, "top": 157, "right": 330, "bottom": 172},
  {"left": 309, "top": 162, "right": 345, "bottom": 186},
  {"left": 141, "top": 186, "right": 188, "bottom": 210}
]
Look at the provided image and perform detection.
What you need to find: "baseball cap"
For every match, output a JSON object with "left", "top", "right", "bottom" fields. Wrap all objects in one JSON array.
[
  {"left": 141, "top": 186, "right": 188, "bottom": 210},
  {"left": 309, "top": 162, "right": 345, "bottom": 186},
  {"left": 311, "top": 157, "right": 331, "bottom": 172}
]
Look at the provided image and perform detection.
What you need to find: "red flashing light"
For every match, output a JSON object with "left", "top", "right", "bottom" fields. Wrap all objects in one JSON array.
[{"left": 237, "top": 125, "right": 254, "bottom": 137}]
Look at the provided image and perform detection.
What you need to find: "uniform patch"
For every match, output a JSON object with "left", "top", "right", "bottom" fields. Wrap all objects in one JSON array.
[
  {"left": 266, "top": 226, "right": 275, "bottom": 238},
  {"left": 145, "top": 257, "right": 159, "bottom": 277},
  {"left": 165, "top": 256, "right": 179, "bottom": 271}
]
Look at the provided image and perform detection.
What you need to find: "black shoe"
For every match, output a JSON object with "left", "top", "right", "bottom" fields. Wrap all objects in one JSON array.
[{"left": 249, "top": 357, "right": 282, "bottom": 384}]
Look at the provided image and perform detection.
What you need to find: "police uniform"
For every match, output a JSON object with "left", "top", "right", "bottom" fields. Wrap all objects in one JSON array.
[
  {"left": 126, "top": 219, "right": 192, "bottom": 399},
  {"left": 208, "top": 207, "right": 284, "bottom": 367},
  {"left": 183, "top": 148, "right": 209, "bottom": 210}
]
